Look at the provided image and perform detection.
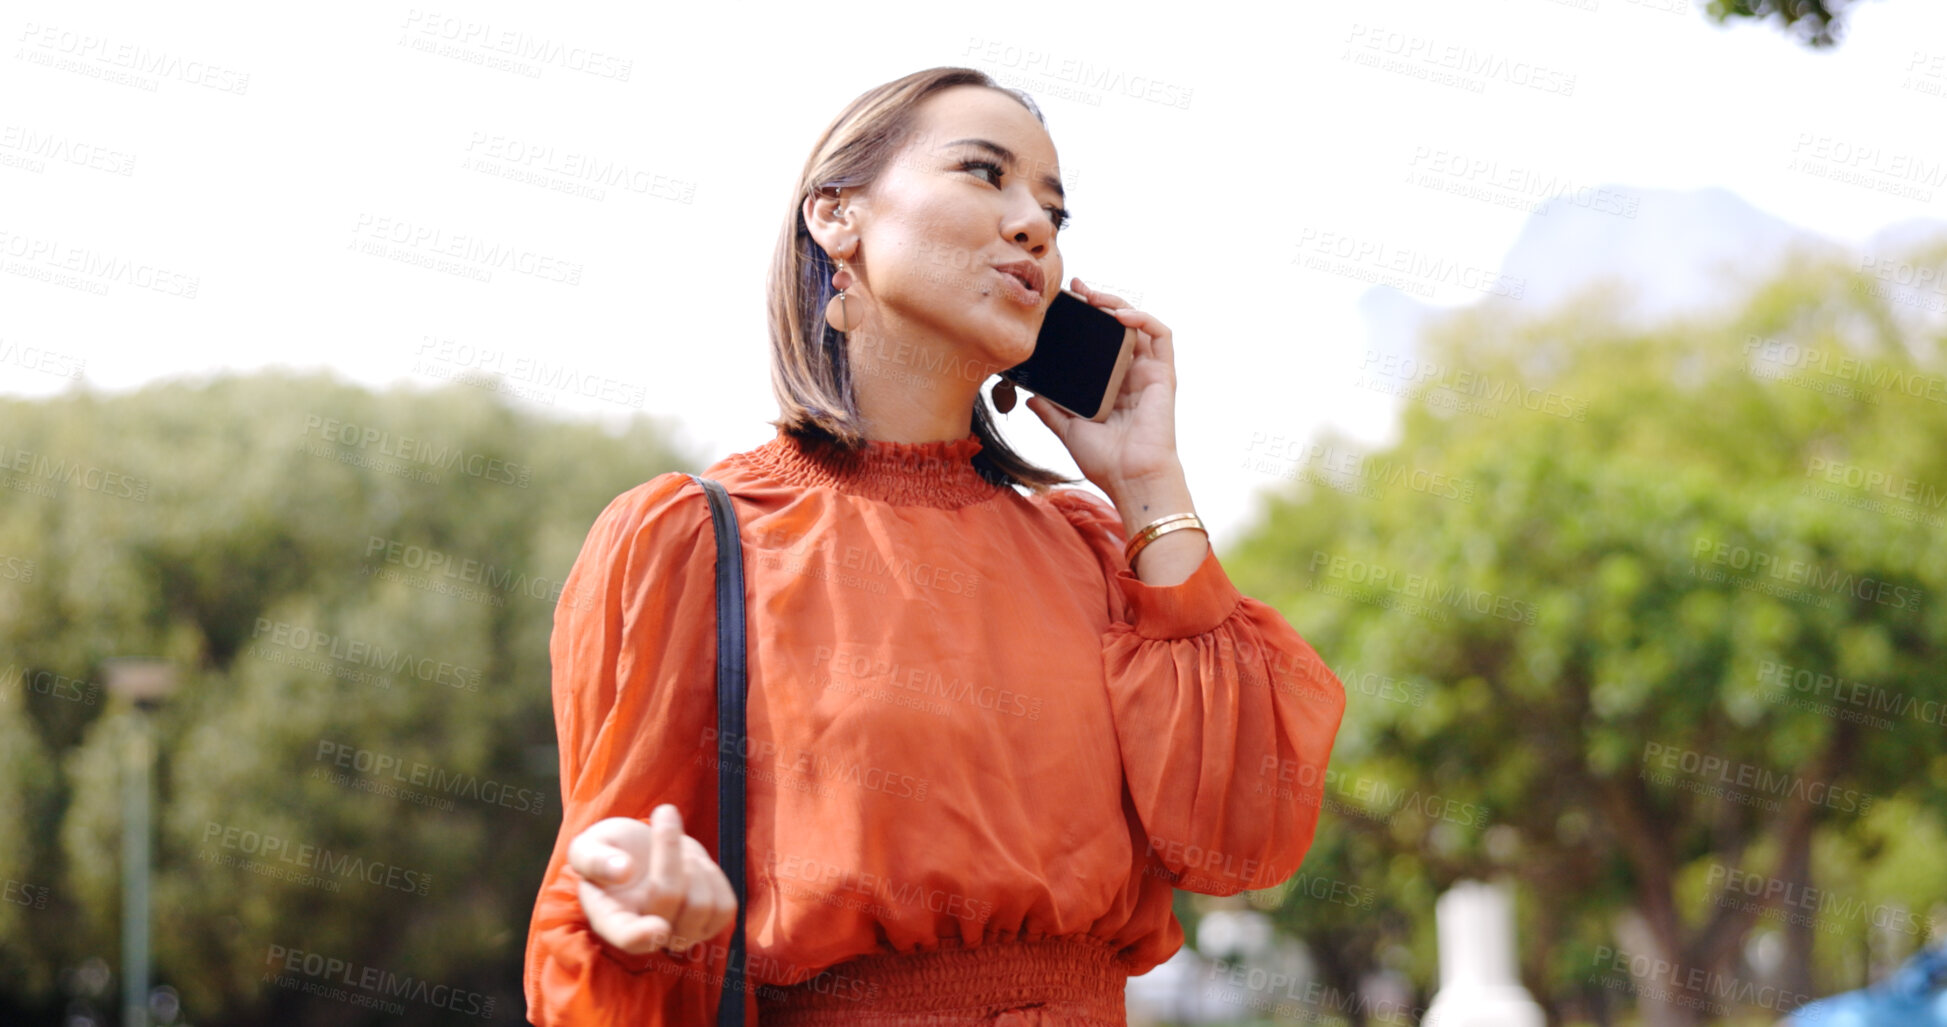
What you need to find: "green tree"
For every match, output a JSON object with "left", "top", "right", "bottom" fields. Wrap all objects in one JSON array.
[
  {"left": 1707, "top": 0, "right": 1881, "bottom": 48},
  {"left": 1230, "top": 243, "right": 1947, "bottom": 1026},
  {"left": 0, "top": 373, "right": 697, "bottom": 1025}
]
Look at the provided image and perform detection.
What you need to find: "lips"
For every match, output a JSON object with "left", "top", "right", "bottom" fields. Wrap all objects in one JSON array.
[{"left": 991, "top": 260, "right": 1044, "bottom": 300}]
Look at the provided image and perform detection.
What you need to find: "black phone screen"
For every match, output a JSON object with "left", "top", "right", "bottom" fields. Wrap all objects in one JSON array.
[{"left": 1004, "top": 290, "right": 1130, "bottom": 420}]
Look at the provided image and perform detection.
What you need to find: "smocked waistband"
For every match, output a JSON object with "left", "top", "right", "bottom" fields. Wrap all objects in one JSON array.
[{"left": 755, "top": 935, "right": 1130, "bottom": 1026}]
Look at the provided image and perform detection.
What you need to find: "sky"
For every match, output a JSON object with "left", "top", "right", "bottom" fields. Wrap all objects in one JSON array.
[{"left": 4, "top": 0, "right": 1945, "bottom": 546}]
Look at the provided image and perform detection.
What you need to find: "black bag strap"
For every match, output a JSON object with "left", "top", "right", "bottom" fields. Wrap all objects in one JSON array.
[{"left": 688, "top": 474, "right": 748, "bottom": 1027}]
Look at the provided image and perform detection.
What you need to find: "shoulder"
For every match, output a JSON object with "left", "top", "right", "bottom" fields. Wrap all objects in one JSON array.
[
  {"left": 575, "top": 472, "right": 718, "bottom": 569},
  {"left": 1036, "top": 486, "right": 1123, "bottom": 535},
  {"left": 1030, "top": 486, "right": 1128, "bottom": 566}
]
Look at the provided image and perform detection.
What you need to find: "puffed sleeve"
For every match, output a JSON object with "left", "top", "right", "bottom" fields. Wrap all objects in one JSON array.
[
  {"left": 524, "top": 472, "right": 760, "bottom": 1027},
  {"left": 1047, "top": 488, "right": 1347, "bottom": 896}
]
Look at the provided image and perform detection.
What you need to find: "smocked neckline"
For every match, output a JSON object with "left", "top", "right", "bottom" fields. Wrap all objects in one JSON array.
[{"left": 731, "top": 427, "right": 1007, "bottom": 509}]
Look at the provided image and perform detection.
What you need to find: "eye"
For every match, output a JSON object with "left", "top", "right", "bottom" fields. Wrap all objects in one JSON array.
[
  {"left": 959, "top": 160, "right": 1071, "bottom": 233},
  {"left": 959, "top": 158, "right": 1004, "bottom": 185}
]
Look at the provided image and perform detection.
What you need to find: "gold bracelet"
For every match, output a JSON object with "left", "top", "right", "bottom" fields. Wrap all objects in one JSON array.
[{"left": 1124, "top": 512, "right": 1206, "bottom": 568}]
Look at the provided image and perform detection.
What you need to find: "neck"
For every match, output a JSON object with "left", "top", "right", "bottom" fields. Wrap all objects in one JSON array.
[{"left": 843, "top": 310, "right": 1004, "bottom": 444}]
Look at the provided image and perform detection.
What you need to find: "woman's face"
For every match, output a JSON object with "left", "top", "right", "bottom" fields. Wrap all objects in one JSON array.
[{"left": 829, "top": 85, "right": 1067, "bottom": 373}]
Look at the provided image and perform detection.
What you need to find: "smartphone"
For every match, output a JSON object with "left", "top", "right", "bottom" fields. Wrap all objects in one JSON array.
[{"left": 1002, "top": 289, "right": 1137, "bottom": 422}]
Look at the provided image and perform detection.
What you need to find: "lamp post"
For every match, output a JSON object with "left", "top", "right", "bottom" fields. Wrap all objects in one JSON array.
[{"left": 104, "top": 658, "right": 178, "bottom": 1027}]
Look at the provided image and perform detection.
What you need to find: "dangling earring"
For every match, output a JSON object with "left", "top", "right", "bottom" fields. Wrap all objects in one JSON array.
[
  {"left": 825, "top": 251, "right": 859, "bottom": 333},
  {"left": 991, "top": 375, "right": 1017, "bottom": 414},
  {"left": 824, "top": 190, "right": 860, "bottom": 335}
]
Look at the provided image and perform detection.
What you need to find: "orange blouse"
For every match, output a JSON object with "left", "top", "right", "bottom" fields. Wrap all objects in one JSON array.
[{"left": 523, "top": 428, "right": 1347, "bottom": 1025}]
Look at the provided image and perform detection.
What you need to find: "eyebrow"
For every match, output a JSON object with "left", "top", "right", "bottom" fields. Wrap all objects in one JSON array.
[{"left": 939, "top": 137, "right": 1065, "bottom": 201}]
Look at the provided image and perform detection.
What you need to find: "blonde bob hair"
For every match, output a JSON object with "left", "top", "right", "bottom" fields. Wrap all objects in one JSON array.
[{"left": 765, "top": 66, "right": 1078, "bottom": 494}]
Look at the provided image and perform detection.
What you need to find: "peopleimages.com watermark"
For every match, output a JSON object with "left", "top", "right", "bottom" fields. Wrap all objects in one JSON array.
[
  {"left": 4, "top": 877, "right": 50, "bottom": 910},
  {"left": 297, "top": 414, "right": 532, "bottom": 487},
  {"left": 362, "top": 535, "right": 593, "bottom": 611},
  {"left": 1309, "top": 550, "right": 1539, "bottom": 625},
  {"left": 1800, "top": 456, "right": 1947, "bottom": 530},
  {"left": 346, "top": 212, "right": 584, "bottom": 286},
  {"left": 1, "top": 662, "right": 98, "bottom": 706},
  {"left": 313, "top": 740, "right": 546, "bottom": 816},
  {"left": 0, "top": 228, "right": 199, "bottom": 299},
  {"left": 747, "top": 525, "right": 982, "bottom": 600},
  {"left": 412, "top": 335, "right": 649, "bottom": 408},
  {"left": 757, "top": 846, "right": 994, "bottom": 925},
  {"left": 397, "top": 8, "right": 633, "bottom": 82},
  {"left": 627, "top": 930, "right": 884, "bottom": 1006},
  {"left": 695, "top": 728, "right": 931, "bottom": 804},
  {"left": 248, "top": 617, "right": 481, "bottom": 692},
  {"left": 1745, "top": 333, "right": 1947, "bottom": 406},
  {"left": 0, "top": 442, "right": 150, "bottom": 502},
  {"left": 0, "top": 338, "right": 86, "bottom": 380},
  {"left": 1341, "top": 22, "right": 1576, "bottom": 98},
  {"left": 1242, "top": 870, "right": 1377, "bottom": 913},
  {"left": 459, "top": 130, "right": 694, "bottom": 204},
  {"left": 1203, "top": 964, "right": 1417, "bottom": 1026},
  {"left": 0, "top": 123, "right": 135, "bottom": 177},
  {"left": 1640, "top": 741, "right": 1874, "bottom": 816},
  {"left": 1689, "top": 537, "right": 1923, "bottom": 613},
  {"left": 1756, "top": 658, "right": 1945, "bottom": 732},
  {"left": 1786, "top": 131, "right": 1944, "bottom": 204},
  {"left": 1258, "top": 755, "right": 1491, "bottom": 829},
  {"left": 1402, "top": 144, "right": 1639, "bottom": 220},
  {"left": 1294, "top": 228, "right": 1525, "bottom": 302},
  {"left": 1900, "top": 48, "right": 1947, "bottom": 102},
  {"left": 1241, "top": 433, "right": 1479, "bottom": 505},
  {"left": 1706, "top": 862, "right": 1938, "bottom": 940},
  {"left": 1587, "top": 945, "right": 1811, "bottom": 1019},
  {"left": 1212, "top": 631, "right": 1419, "bottom": 708},
  {"left": 962, "top": 36, "right": 1193, "bottom": 109},
  {"left": 808, "top": 644, "right": 1036, "bottom": 719},
  {"left": 15, "top": 21, "right": 250, "bottom": 95},
  {"left": 263, "top": 944, "right": 493, "bottom": 1019},
  {"left": 201, "top": 821, "right": 432, "bottom": 896},
  {"left": 1352, "top": 349, "right": 1585, "bottom": 420}
]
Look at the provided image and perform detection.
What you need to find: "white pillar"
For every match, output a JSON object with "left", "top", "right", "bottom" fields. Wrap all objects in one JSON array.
[{"left": 1422, "top": 879, "right": 1547, "bottom": 1027}]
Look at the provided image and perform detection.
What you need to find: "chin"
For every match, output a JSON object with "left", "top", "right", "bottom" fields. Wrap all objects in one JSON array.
[{"left": 989, "top": 319, "right": 1040, "bottom": 366}]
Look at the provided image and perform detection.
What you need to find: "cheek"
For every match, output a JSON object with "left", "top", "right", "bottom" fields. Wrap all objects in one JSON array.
[{"left": 878, "top": 210, "right": 987, "bottom": 299}]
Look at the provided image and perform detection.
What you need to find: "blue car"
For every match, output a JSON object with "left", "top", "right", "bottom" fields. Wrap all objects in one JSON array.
[{"left": 1785, "top": 943, "right": 1947, "bottom": 1025}]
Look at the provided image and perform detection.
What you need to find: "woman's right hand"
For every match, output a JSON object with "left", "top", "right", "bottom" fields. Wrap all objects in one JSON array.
[{"left": 568, "top": 804, "right": 738, "bottom": 955}]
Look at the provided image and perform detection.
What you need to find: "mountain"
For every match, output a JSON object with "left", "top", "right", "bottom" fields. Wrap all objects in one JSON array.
[{"left": 1356, "top": 186, "right": 1947, "bottom": 363}]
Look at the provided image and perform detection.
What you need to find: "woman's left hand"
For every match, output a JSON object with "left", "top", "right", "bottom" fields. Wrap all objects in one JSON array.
[{"left": 1024, "top": 278, "right": 1185, "bottom": 495}]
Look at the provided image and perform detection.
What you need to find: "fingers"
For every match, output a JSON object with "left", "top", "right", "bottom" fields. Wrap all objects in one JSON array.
[
  {"left": 1025, "top": 392, "right": 1065, "bottom": 429},
  {"left": 700, "top": 844, "right": 739, "bottom": 939},
  {"left": 632, "top": 804, "right": 686, "bottom": 949},
  {"left": 583, "top": 880, "right": 679, "bottom": 955},
  {"left": 1071, "top": 277, "right": 1130, "bottom": 312},
  {"left": 1109, "top": 306, "right": 1173, "bottom": 365},
  {"left": 568, "top": 817, "right": 641, "bottom": 887},
  {"left": 577, "top": 876, "right": 674, "bottom": 955},
  {"left": 668, "top": 838, "right": 729, "bottom": 948},
  {"left": 1071, "top": 277, "right": 1172, "bottom": 365},
  {"left": 677, "top": 836, "right": 740, "bottom": 945}
]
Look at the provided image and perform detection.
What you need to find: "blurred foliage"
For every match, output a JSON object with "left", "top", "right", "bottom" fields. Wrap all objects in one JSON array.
[
  {"left": 4, "top": 234, "right": 1945, "bottom": 1026},
  {"left": 0, "top": 373, "right": 696, "bottom": 1025},
  {"left": 1228, "top": 240, "right": 1947, "bottom": 1024},
  {"left": 1706, "top": 0, "right": 1879, "bottom": 48}
]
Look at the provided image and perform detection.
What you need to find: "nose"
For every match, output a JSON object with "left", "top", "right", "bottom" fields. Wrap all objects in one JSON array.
[{"left": 1001, "top": 192, "right": 1054, "bottom": 256}]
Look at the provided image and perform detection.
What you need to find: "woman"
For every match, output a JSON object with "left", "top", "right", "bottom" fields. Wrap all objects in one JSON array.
[{"left": 524, "top": 66, "right": 1346, "bottom": 1026}]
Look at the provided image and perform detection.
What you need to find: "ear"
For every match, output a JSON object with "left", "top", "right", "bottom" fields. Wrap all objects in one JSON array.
[{"left": 803, "top": 186, "right": 855, "bottom": 261}]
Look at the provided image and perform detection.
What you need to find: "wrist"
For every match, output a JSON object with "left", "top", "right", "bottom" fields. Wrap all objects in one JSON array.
[{"left": 1107, "top": 468, "right": 1194, "bottom": 537}]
